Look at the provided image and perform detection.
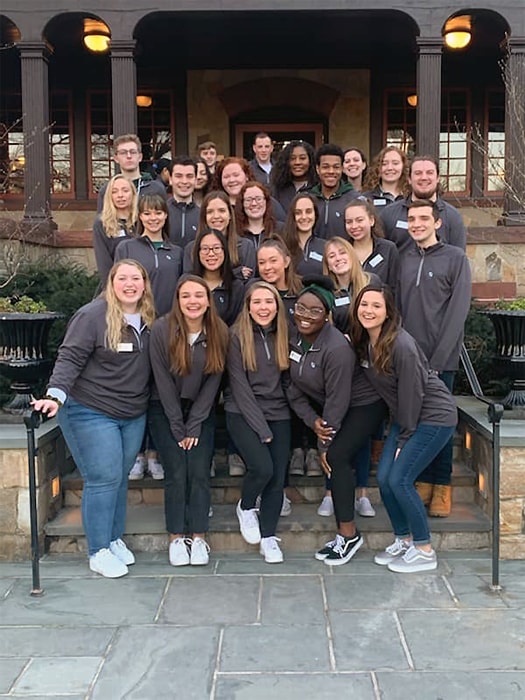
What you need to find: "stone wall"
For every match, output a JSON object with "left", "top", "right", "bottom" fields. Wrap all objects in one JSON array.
[{"left": 0, "top": 422, "right": 67, "bottom": 561}]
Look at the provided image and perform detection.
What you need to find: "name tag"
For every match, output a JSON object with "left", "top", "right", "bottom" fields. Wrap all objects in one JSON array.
[
  {"left": 289, "top": 350, "right": 302, "bottom": 363},
  {"left": 117, "top": 229, "right": 127, "bottom": 237},
  {"left": 373, "top": 198, "right": 387, "bottom": 207},
  {"left": 396, "top": 220, "right": 409, "bottom": 230},
  {"left": 309, "top": 251, "right": 323, "bottom": 262},
  {"left": 117, "top": 342, "right": 133, "bottom": 353},
  {"left": 368, "top": 254, "right": 384, "bottom": 268},
  {"left": 334, "top": 296, "right": 350, "bottom": 307},
  {"left": 360, "top": 360, "right": 369, "bottom": 368}
]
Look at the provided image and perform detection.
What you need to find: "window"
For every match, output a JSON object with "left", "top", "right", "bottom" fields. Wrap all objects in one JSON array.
[
  {"left": 137, "top": 91, "right": 174, "bottom": 165},
  {"left": 88, "top": 90, "right": 113, "bottom": 196},
  {"left": 384, "top": 89, "right": 416, "bottom": 157},
  {"left": 439, "top": 89, "right": 469, "bottom": 194},
  {"left": 485, "top": 90, "right": 505, "bottom": 193},
  {"left": 50, "top": 91, "right": 73, "bottom": 195}
]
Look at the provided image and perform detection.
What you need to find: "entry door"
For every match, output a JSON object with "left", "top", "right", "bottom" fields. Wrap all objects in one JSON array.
[{"left": 234, "top": 123, "right": 324, "bottom": 160}]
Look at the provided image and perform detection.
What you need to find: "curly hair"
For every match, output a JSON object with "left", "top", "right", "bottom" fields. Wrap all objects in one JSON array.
[
  {"left": 363, "top": 145, "right": 410, "bottom": 195},
  {"left": 270, "top": 140, "right": 317, "bottom": 192}
]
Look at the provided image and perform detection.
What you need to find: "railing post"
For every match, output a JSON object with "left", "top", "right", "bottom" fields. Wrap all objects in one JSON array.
[
  {"left": 23, "top": 410, "right": 44, "bottom": 597},
  {"left": 487, "top": 402, "right": 504, "bottom": 591}
]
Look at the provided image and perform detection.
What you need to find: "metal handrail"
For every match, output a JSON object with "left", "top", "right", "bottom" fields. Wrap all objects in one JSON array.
[{"left": 460, "top": 342, "right": 503, "bottom": 591}]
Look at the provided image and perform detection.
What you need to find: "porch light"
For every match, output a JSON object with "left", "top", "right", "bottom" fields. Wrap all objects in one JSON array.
[
  {"left": 136, "top": 95, "right": 153, "bottom": 108},
  {"left": 407, "top": 94, "right": 418, "bottom": 107},
  {"left": 444, "top": 15, "right": 472, "bottom": 50},
  {"left": 83, "top": 19, "right": 111, "bottom": 53},
  {"left": 51, "top": 476, "right": 61, "bottom": 499},
  {"left": 465, "top": 430, "right": 472, "bottom": 451}
]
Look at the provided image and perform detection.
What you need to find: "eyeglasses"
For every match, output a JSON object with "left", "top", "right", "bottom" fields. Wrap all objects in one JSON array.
[
  {"left": 243, "top": 196, "right": 265, "bottom": 205},
  {"left": 116, "top": 149, "right": 139, "bottom": 156},
  {"left": 294, "top": 302, "right": 325, "bottom": 319},
  {"left": 200, "top": 245, "right": 223, "bottom": 255}
]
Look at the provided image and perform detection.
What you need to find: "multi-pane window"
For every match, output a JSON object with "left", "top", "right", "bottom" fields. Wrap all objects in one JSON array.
[
  {"left": 137, "top": 91, "right": 174, "bottom": 165},
  {"left": 88, "top": 90, "right": 113, "bottom": 196},
  {"left": 50, "top": 92, "right": 73, "bottom": 194},
  {"left": 439, "top": 89, "right": 469, "bottom": 194},
  {"left": 485, "top": 90, "right": 505, "bottom": 193},
  {"left": 385, "top": 89, "right": 416, "bottom": 157}
]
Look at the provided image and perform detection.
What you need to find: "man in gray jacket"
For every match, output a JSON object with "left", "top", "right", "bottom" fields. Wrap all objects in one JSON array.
[{"left": 397, "top": 199, "right": 471, "bottom": 517}]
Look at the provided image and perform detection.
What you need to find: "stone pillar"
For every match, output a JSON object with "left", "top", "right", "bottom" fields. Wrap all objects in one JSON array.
[
  {"left": 502, "top": 38, "right": 525, "bottom": 226},
  {"left": 110, "top": 40, "right": 137, "bottom": 137},
  {"left": 415, "top": 38, "right": 443, "bottom": 158},
  {"left": 18, "top": 41, "right": 56, "bottom": 239}
]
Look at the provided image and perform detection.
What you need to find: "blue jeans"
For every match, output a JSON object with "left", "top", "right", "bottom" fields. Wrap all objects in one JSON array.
[
  {"left": 417, "top": 372, "right": 457, "bottom": 485},
  {"left": 58, "top": 398, "right": 146, "bottom": 556},
  {"left": 376, "top": 422, "right": 455, "bottom": 545}
]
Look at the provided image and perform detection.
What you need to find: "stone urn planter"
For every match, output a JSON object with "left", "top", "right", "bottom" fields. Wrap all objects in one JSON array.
[
  {"left": 480, "top": 308, "right": 525, "bottom": 408},
  {"left": 0, "top": 299, "right": 62, "bottom": 416}
]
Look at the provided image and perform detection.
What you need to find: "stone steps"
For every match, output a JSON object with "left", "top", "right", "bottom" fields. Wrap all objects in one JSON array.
[{"left": 46, "top": 458, "right": 490, "bottom": 555}]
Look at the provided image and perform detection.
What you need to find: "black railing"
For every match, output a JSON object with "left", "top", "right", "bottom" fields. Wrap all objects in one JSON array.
[{"left": 460, "top": 343, "right": 503, "bottom": 591}]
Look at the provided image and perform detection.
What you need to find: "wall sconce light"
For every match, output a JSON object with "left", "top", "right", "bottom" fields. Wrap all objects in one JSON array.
[
  {"left": 407, "top": 94, "right": 418, "bottom": 107},
  {"left": 51, "top": 475, "right": 61, "bottom": 499},
  {"left": 444, "top": 15, "right": 472, "bottom": 50},
  {"left": 83, "top": 19, "right": 111, "bottom": 53},
  {"left": 136, "top": 95, "right": 153, "bottom": 108},
  {"left": 464, "top": 430, "right": 472, "bottom": 451}
]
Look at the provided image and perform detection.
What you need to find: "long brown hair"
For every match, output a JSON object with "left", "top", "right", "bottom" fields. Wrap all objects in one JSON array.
[
  {"left": 257, "top": 237, "right": 303, "bottom": 295},
  {"left": 344, "top": 198, "right": 385, "bottom": 239},
  {"left": 168, "top": 274, "right": 228, "bottom": 376},
  {"left": 235, "top": 181, "right": 276, "bottom": 236},
  {"left": 104, "top": 259, "right": 156, "bottom": 351},
  {"left": 232, "top": 281, "right": 289, "bottom": 372},
  {"left": 281, "top": 192, "right": 319, "bottom": 263},
  {"left": 198, "top": 190, "right": 240, "bottom": 266},
  {"left": 350, "top": 284, "right": 401, "bottom": 374}
]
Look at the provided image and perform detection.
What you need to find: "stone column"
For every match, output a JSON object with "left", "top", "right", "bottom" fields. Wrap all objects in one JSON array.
[
  {"left": 502, "top": 38, "right": 525, "bottom": 226},
  {"left": 110, "top": 40, "right": 137, "bottom": 137},
  {"left": 18, "top": 41, "right": 56, "bottom": 239},
  {"left": 415, "top": 38, "right": 443, "bottom": 158}
]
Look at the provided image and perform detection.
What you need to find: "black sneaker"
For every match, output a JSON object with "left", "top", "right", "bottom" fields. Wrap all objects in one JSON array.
[
  {"left": 314, "top": 537, "right": 338, "bottom": 561},
  {"left": 323, "top": 531, "right": 363, "bottom": 566}
]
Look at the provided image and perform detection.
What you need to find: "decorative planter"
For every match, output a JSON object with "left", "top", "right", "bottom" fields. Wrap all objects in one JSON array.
[
  {"left": 0, "top": 312, "right": 62, "bottom": 415},
  {"left": 480, "top": 309, "right": 525, "bottom": 408}
]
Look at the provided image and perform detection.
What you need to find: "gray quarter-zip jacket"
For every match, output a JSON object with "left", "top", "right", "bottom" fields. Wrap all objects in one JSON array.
[
  {"left": 361, "top": 328, "right": 458, "bottom": 449},
  {"left": 309, "top": 181, "right": 359, "bottom": 240},
  {"left": 397, "top": 240, "right": 471, "bottom": 371},
  {"left": 92, "top": 217, "right": 135, "bottom": 288},
  {"left": 379, "top": 196, "right": 466, "bottom": 255},
  {"left": 361, "top": 237, "right": 399, "bottom": 292},
  {"left": 47, "top": 297, "right": 151, "bottom": 419},
  {"left": 286, "top": 322, "right": 379, "bottom": 451},
  {"left": 224, "top": 326, "right": 290, "bottom": 442},
  {"left": 149, "top": 316, "right": 223, "bottom": 441},
  {"left": 115, "top": 236, "right": 183, "bottom": 316},
  {"left": 167, "top": 197, "right": 200, "bottom": 247},
  {"left": 295, "top": 236, "right": 326, "bottom": 278}
]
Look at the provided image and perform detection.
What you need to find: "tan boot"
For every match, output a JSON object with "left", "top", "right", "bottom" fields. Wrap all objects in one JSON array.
[
  {"left": 415, "top": 481, "right": 434, "bottom": 507},
  {"left": 429, "top": 484, "right": 452, "bottom": 517}
]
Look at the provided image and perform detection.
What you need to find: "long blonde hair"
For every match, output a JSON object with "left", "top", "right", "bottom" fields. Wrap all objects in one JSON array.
[
  {"left": 101, "top": 175, "right": 138, "bottom": 238},
  {"left": 168, "top": 274, "right": 228, "bottom": 376},
  {"left": 323, "top": 236, "right": 370, "bottom": 294},
  {"left": 104, "top": 259, "right": 156, "bottom": 351},
  {"left": 232, "top": 281, "right": 289, "bottom": 372}
]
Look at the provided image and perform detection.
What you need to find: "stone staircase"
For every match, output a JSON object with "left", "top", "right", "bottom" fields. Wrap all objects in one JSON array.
[{"left": 45, "top": 447, "right": 491, "bottom": 556}]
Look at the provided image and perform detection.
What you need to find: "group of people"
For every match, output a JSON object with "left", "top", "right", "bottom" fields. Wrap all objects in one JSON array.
[{"left": 34, "top": 129, "right": 472, "bottom": 578}]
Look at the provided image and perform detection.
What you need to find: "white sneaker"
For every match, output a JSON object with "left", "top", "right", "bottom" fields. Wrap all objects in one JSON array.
[
  {"left": 109, "top": 538, "right": 135, "bottom": 565},
  {"left": 129, "top": 454, "right": 146, "bottom": 480},
  {"left": 260, "top": 536, "right": 284, "bottom": 563},
  {"left": 229, "top": 453, "right": 246, "bottom": 476},
  {"left": 305, "top": 448, "right": 323, "bottom": 476},
  {"left": 190, "top": 537, "right": 210, "bottom": 566},
  {"left": 236, "top": 500, "right": 261, "bottom": 544},
  {"left": 169, "top": 537, "right": 190, "bottom": 566},
  {"left": 280, "top": 493, "right": 292, "bottom": 517},
  {"left": 289, "top": 448, "right": 305, "bottom": 475},
  {"left": 374, "top": 538, "right": 412, "bottom": 566},
  {"left": 148, "top": 459, "right": 164, "bottom": 480},
  {"left": 317, "top": 495, "right": 334, "bottom": 517},
  {"left": 89, "top": 548, "right": 128, "bottom": 578},
  {"left": 387, "top": 545, "right": 437, "bottom": 573},
  {"left": 355, "top": 496, "right": 376, "bottom": 517}
]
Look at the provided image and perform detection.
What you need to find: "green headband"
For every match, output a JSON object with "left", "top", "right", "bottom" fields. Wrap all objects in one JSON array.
[{"left": 299, "top": 283, "right": 335, "bottom": 312}]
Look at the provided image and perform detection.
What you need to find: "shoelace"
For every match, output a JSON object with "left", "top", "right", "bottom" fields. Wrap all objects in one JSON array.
[
  {"left": 192, "top": 538, "right": 210, "bottom": 553},
  {"left": 244, "top": 509, "right": 259, "bottom": 528},
  {"left": 331, "top": 534, "right": 347, "bottom": 555},
  {"left": 264, "top": 537, "right": 281, "bottom": 550}
]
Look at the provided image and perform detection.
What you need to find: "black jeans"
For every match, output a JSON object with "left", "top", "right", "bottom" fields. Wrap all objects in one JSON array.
[
  {"left": 148, "top": 400, "right": 214, "bottom": 535},
  {"left": 226, "top": 412, "right": 291, "bottom": 538},
  {"left": 328, "top": 400, "right": 388, "bottom": 524}
]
